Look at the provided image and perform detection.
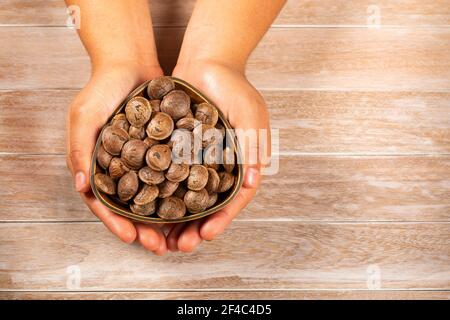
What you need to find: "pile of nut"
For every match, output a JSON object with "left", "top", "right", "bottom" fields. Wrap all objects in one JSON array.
[{"left": 93, "top": 77, "right": 236, "bottom": 220}]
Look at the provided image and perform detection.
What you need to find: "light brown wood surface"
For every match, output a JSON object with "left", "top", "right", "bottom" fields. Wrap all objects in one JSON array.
[
  {"left": 0, "top": 0, "right": 449, "bottom": 300},
  {"left": 0, "top": 222, "right": 449, "bottom": 290},
  {"left": 1, "top": 90, "right": 449, "bottom": 154},
  {"left": 1, "top": 155, "right": 449, "bottom": 222},
  {"left": 1, "top": 0, "right": 449, "bottom": 26},
  {"left": 1, "top": 27, "right": 450, "bottom": 90},
  {"left": 1, "top": 290, "right": 449, "bottom": 300}
]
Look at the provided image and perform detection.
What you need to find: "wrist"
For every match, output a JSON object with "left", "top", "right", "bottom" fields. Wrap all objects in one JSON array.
[{"left": 92, "top": 59, "right": 163, "bottom": 84}]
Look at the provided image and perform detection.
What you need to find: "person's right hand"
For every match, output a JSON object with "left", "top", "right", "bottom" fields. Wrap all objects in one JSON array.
[{"left": 66, "top": 63, "right": 170, "bottom": 255}]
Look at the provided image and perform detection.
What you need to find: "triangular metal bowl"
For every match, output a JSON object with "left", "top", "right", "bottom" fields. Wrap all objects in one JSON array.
[{"left": 90, "top": 77, "right": 244, "bottom": 224}]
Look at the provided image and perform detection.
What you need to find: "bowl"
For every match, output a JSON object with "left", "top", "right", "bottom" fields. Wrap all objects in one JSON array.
[{"left": 90, "top": 77, "right": 243, "bottom": 223}]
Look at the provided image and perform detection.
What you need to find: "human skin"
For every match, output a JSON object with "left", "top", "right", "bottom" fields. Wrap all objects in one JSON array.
[
  {"left": 66, "top": 0, "right": 286, "bottom": 255},
  {"left": 65, "top": 0, "right": 168, "bottom": 255},
  {"left": 167, "top": 0, "right": 286, "bottom": 253}
]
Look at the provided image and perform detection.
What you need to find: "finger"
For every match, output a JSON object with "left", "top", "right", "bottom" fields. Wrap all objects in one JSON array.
[
  {"left": 200, "top": 165, "right": 261, "bottom": 241},
  {"left": 80, "top": 193, "right": 137, "bottom": 244},
  {"left": 135, "top": 223, "right": 167, "bottom": 255},
  {"left": 167, "top": 223, "right": 187, "bottom": 252},
  {"left": 68, "top": 109, "right": 99, "bottom": 193},
  {"left": 177, "top": 220, "right": 203, "bottom": 253}
]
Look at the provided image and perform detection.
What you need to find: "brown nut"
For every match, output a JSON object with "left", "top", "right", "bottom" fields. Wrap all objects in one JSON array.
[
  {"left": 111, "top": 113, "right": 130, "bottom": 132},
  {"left": 97, "top": 144, "right": 113, "bottom": 169},
  {"left": 187, "top": 165, "right": 209, "bottom": 191},
  {"left": 131, "top": 201, "right": 156, "bottom": 216},
  {"left": 203, "top": 145, "right": 222, "bottom": 170},
  {"left": 146, "top": 112, "right": 174, "bottom": 140},
  {"left": 207, "top": 192, "right": 218, "bottom": 208},
  {"left": 195, "top": 102, "right": 219, "bottom": 126},
  {"left": 138, "top": 166, "right": 165, "bottom": 185},
  {"left": 109, "top": 157, "right": 130, "bottom": 180},
  {"left": 121, "top": 139, "right": 148, "bottom": 170},
  {"left": 205, "top": 168, "right": 220, "bottom": 194},
  {"left": 160, "top": 90, "right": 191, "bottom": 120},
  {"left": 125, "top": 96, "right": 152, "bottom": 128},
  {"left": 143, "top": 137, "right": 158, "bottom": 148},
  {"left": 165, "top": 163, "right": 190, "bottom": 182},
  {"left": 157, "top": 196, "right": 186, "bottom": 219},
  {"left": 128, "top": 125, "right": 146, "bottom": 140},
  {"left": 134, "top": 184, "right": 159, "bottom": 205},
  {"left": 150, "top": 99, "right": 161, "bottom": 113},
  {"left": 184, "top": 189, "right": 209, "bottom": 213},
  {"left": 118, "top": 171, "right": 139, "bottom": 201},
  {"left": 158, "top": 180, "right": 179, "bottom": 198},
  {"left": 102, "top": 126, "right": 129, "bottom": 155},
  {"left": 194, "top": 124, "right": 223, "bottom": 148},
  {"left": 146, "top": 144, "right": 172, "bottom": 171},
  {"left": 217, "top": 171, "right": 235, "bottom": 193},
  {"left": 170, "top": 129, "right": 194, "bottom": 162},
  {"left": 176, "top": 117, "right": 201, "bottom": 131},
  {"left": 147, "top": 76, "right": 175, "bottom": 100},
  {"left": 94, "top": 173, "right": 116, "bottom": 195},
  {"left": 223, "top": 147, "right": 235, "bottom": 173},
  {"left": 173, "top": 184, "right": 188, "bottom": 199}
]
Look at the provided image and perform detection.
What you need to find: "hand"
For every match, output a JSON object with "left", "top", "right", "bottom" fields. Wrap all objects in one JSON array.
[
  {"left": 168, "top": 61, "right": 271, "bottom": 252},
  {"left": 66, "top": 63, "right": 170, "bottom": 255}
]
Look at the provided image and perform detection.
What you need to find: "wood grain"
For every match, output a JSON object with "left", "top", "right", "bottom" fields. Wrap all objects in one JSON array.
[
  {"left": 1, "top": 90, "right": 449, "bottom": 154},
  {"left": 1, "top": 0, "right": 449, "bottom": 26},
  {"left": 1, "top": 155, "right": 449, "bottom": 222},
  {"left": 1, "top": 28, "right": 450, "bottom": 91},
  {"left": 0, "top": 222, "right": 448, "bottom": 290},
  {"left": 1, "top": 290, "right": 449, "bottom": 300}
]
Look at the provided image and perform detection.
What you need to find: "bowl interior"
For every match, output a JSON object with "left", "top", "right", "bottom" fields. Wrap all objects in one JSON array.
[{"left": 90, "top": 77, "right": 243, "bottom": 224}]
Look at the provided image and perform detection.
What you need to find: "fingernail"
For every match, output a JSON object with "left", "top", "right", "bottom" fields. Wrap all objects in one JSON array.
[
  {"left": 75, "top": 171, "right": 86, "bottom": 192},
  {"left": 244, "top": 167, "right": 259, "bottom": 188}
]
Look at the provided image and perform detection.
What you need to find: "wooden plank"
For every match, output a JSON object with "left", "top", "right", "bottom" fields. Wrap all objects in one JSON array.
[
  {"left": 1, "top": 0, "right": 449, "bottom": 26},
  {"left": 2, "top": 90, "right": 449, "bottom": 154},
  {"left": 1, "top": 290, "right": 449, "bottom": 300},
  {"left": 1, "top": 28, "right": 450, "bottom": 91},
  {"left": 0, "top": 222, "right": 448, "bottom": 290},
  {"left": 1, "top": 155, "right": 449, "bottom": 222}
]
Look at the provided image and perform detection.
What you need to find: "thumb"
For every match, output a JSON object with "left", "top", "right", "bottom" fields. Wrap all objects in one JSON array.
[{"left": 68, "top": 109, "right": 99, "bottom": 193}]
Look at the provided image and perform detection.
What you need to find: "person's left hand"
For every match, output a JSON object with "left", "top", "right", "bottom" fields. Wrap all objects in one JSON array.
[{"left": 167, "top": 61, "right": 271, "bottom": 252}]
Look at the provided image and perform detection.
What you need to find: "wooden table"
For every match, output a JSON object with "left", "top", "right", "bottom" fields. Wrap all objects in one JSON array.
[{"left": 0, "top": 0, "right": 449, "bottom": 299}]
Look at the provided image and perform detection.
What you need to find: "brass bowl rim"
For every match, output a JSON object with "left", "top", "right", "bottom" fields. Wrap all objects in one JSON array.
[{"left": 90, "top": 77, "right": 244, "bottom": 224}]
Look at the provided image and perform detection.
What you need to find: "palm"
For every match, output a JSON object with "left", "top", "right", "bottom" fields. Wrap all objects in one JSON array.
[{"left": 168, "top": 63, "right": 270, "bottom": 252}]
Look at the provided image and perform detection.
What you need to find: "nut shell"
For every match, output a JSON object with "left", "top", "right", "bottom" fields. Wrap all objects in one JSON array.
[
  {"left": 157, "top": 196, "right": 186, "bottom": 219},
  {"left": 128, "top": 125, "right": 146, "bottom": 140},
  {"left": 134, "top": 184, "right": 159, "bottom": 205},
  {"left": 207, "top": 192, "right": 218, "bottom": 208},
  {"left": 176, "top": 117, "right": 200, "bottom": 131},
  {"left": 125, "top": 96, "right": 152, "bottom": 128},
  {"left": 109, "top": 157, "right": 130, "bottom": 180},
  {"left": 217, "top": 171, "right": 235, "bottom": 193},
  {"left": 146, "top": 112, "right": 174, "bottom": 140},
  {"left": 187, "top": 165, "right": 209, "bottom": 191},
  {"left": 102, "top": 126, "right": 129, "bottom": 155},
  {"left": 160, "top": 90, "right": 191, "bottom": 120},
  {"left": 121, "top": 139, "right": 148, "bottom": 170},
  {"left": 158, "top": 180, "right": 179, "bottom": 198},
  {"left": 149, "top": 99, "right": 161, "bottom": 112},
  {"left": 138, "top": 166, "right": 165, "bottom": 185},
  {"left": 146, "top": 144, "right": 172, "bottom": 171},
  {"left": 223, "top": 147, "right": 235, "bottom": 173},
  {"left": 147, "top": 76, "right": 175, "bottom": 100},
  {"left": 205, "top": 168, "right": 220, "bottom": 194},
  {"left": 184, "top": 189, "right": 209, "bottom": 213},
  {"left": 131, "top": 201, "right": 156, "bottom": 216},
  {"left": 111, "top": 113, "right": 130, "bottom": 132},
  {"left": 94, "top": 173, "right": 116, "bottom": 195},
  {"left": 195, "top": 102, "right": 219, "bottom": 126},
  {"left": 97, "top": 144, "right": 113, "bottom": 169},
  {"left": 118, "top": 171, "right": 139, "bottom": 201},
  {"left": 165, "top": 163, "right": 190, "bottom": 182}
]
